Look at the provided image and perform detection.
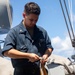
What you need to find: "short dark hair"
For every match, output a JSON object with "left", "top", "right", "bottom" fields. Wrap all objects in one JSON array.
[{"left": 24, "top": 2, "right": 41, "bottom": 15}]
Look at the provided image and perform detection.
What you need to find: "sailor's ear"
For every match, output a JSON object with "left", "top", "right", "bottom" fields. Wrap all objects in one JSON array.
[{"left": 23, "top": 12, "right": 26, "bottom": 18}]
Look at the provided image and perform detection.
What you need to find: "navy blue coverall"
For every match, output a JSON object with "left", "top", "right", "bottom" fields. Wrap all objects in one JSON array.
[{"left": 2, "top": 21, "right": 53, "bottom": 75}]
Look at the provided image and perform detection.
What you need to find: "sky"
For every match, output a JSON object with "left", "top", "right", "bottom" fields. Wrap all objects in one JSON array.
[{"left": 0, "top": 0, "right": 75, "bottom": 58}]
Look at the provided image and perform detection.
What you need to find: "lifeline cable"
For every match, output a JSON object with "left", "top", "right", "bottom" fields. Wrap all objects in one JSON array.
[
  {"left": 59, "top": 0, "right": 75, "bottom": 74},
  {"left": 63, "top": 0, "right": 75, "bottom": 41},
  {"left": 59, "top": 0, "right": 75, "bottom": 47}
]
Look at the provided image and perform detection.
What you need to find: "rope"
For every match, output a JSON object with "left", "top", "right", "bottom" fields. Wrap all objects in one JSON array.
[{"left": 40, "top": 63, "right": 48, "bottom": 75}]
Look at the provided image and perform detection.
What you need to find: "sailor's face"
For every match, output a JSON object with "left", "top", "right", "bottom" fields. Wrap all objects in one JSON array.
[{"left": 24, "top": 13, "right": 39, "bottom": 28}]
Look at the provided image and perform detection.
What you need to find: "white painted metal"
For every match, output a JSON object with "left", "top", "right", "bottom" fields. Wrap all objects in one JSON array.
[{"left": 47, "top": 64, "right": 65, "bottom": 75}]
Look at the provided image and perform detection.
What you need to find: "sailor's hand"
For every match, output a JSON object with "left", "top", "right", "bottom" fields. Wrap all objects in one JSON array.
[
  {"left": 28, "top": 53, "right": 40, "bottom": 62},
  {"left": 40, "top": 54, "right": 48, "bottom": 65}
]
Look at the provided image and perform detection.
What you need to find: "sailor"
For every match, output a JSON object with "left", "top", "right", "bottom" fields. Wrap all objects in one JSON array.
[{"left": 2, "top": 2, "right": 53, "bottom": 75}]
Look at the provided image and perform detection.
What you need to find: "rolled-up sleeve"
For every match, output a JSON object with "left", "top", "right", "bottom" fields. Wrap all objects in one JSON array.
[{"left": 2, "top": 29, "right": 16, "bottom": 55}]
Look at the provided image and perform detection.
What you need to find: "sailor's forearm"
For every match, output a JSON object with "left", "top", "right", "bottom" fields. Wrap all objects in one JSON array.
[
  {"left": 41, "top": 48, "right": 53, "bottom": 62},
  {"left": 4, "top": 49, "right": 30, "bottom": 59},
  {"left": 45, "top": 48, "right": 53, "bottom": 57}
]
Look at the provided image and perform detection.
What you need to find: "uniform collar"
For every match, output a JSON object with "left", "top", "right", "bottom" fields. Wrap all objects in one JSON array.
[
  {"left": 19, "top": 21, "right": 32, "bottom": 41},
  {"left": 19, "top": 21, "right": 27, "bottom": 34},
  {"left": 19, "top": 21, "right": 40, "bottom": 41}
]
